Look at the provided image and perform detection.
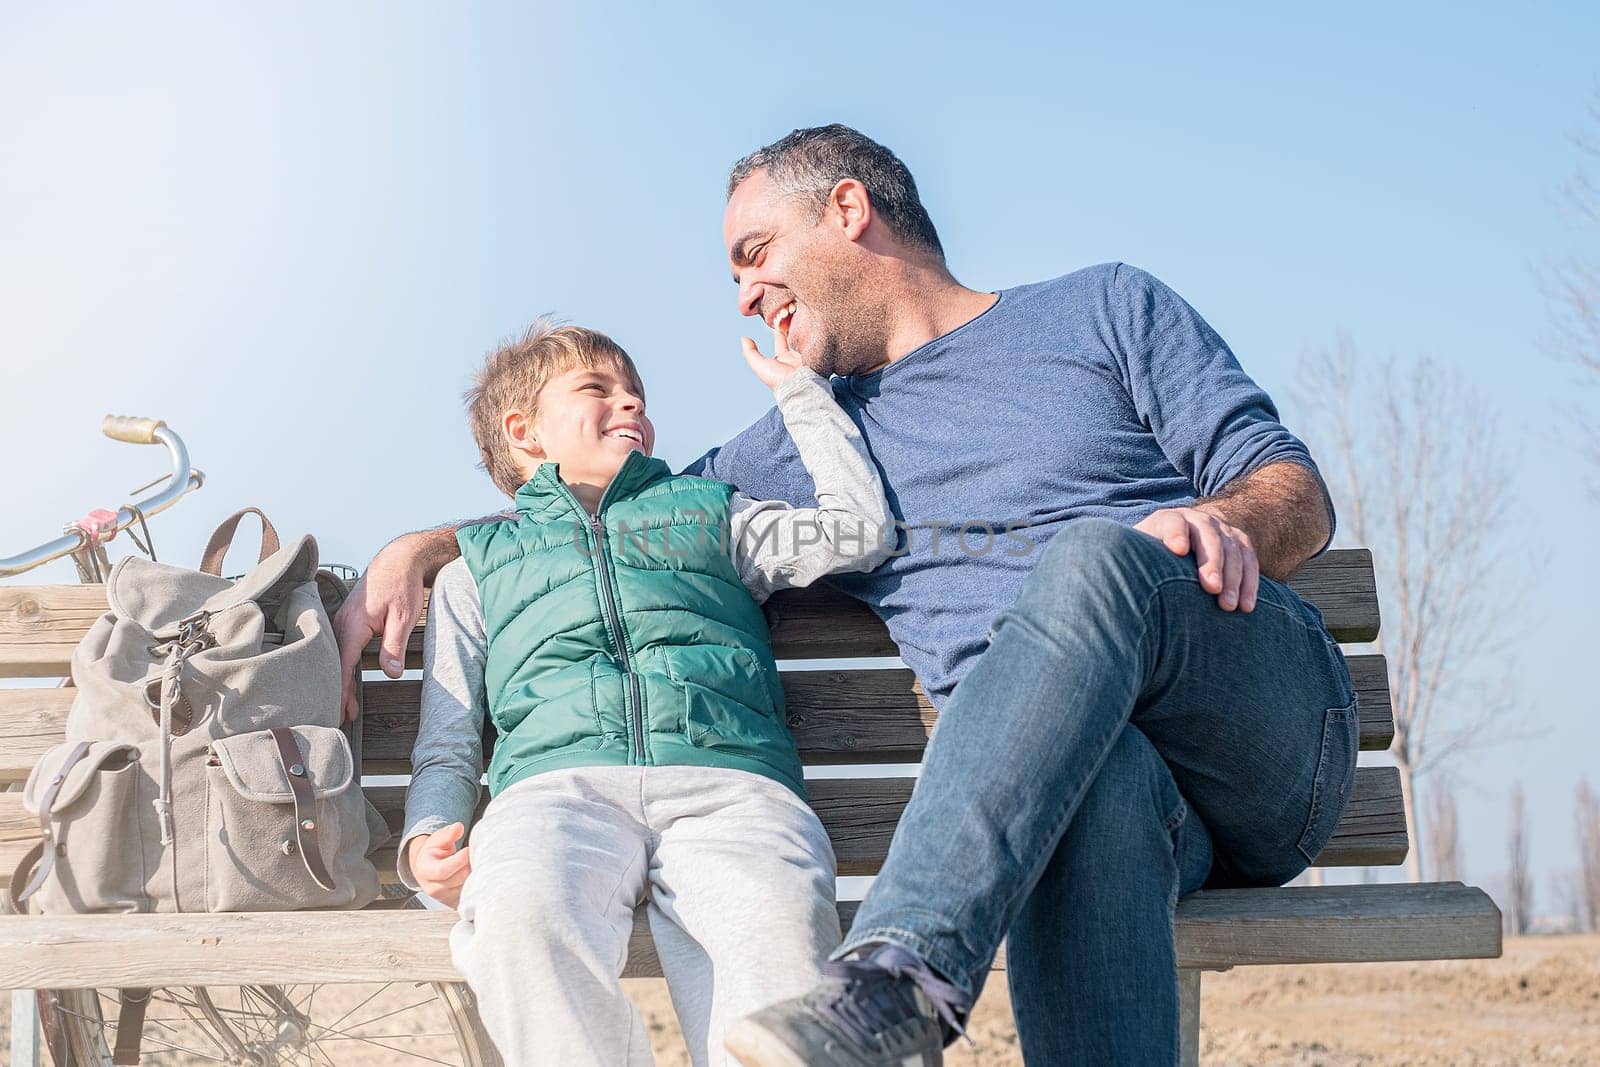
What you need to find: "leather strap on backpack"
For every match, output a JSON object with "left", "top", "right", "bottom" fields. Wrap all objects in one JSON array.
[
  {"left": 199, "top": 508, "right": 281, "bottom": 576},
  {"left": 10, "top": 740, "right": 96, "bottom": 909},
  {"left": 111, "top": 989, "right": 151, "bottom": 1064},
  {"left": 4, "top": 842, "right": 44, "bottom": 916},
  {"left": 269, "top": 727, "right": 337, "bottom": 891}
]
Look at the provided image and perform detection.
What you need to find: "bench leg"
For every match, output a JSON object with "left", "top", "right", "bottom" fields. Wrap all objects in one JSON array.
[
  {"left": 1178, "top": 969, "right": 1201, "bottom": 1067},
  {"left": 11, "top": 989, "right": 42, "bottom": 1067}
]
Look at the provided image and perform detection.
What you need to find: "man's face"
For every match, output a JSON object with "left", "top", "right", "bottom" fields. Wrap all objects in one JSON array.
[{"left": 723, "top": 169, "right": 883, "bottom": 378}]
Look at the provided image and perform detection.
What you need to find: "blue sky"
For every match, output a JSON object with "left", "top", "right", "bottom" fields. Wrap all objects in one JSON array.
[{"left": 2, "top": 2, "right": 1596, "bottom": 906}]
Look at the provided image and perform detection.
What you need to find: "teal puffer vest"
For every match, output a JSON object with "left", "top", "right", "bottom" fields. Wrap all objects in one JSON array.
[{"left": 457, "top": 449, "right": 804, "bottom": 799}]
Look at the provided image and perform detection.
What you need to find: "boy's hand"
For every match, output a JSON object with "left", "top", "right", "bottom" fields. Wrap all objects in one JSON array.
[
  {"left": 741, "top": 323, "right": 805, "bottom": 390},
  {"left": 407, "top": 822, "right": 472, "bottom": 909}
]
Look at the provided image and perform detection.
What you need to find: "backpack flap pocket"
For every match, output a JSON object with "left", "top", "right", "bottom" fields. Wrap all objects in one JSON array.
[
  {"left": 20, "top": 740, "right": 146, "bottom": 913},
  {"left": 207, "top": 725, "right": 377, "bottom": 911},
  {"left": 212, "top": 725, "right": 354, "bottom": 803}
]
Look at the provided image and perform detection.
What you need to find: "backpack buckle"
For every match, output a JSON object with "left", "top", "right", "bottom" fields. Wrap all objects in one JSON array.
[{"left": 175, "top": 609, "right": 213, "bottom": 648}]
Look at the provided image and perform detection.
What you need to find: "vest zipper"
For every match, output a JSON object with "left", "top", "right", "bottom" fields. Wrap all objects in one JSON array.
[
  {"left": 590, "top": 512, "right": 646, "bottom": 764},
  {"left": 558, "top": 460, "right": 647, "bottom": 765}
]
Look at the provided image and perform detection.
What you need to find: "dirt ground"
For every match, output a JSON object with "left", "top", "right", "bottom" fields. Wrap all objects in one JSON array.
[
  {"left": 3, "top": 935, "right": 1595, "bottom": 1064},
  {"left": 643, "top": 935, "right": 1600, "bottom": 1066}
]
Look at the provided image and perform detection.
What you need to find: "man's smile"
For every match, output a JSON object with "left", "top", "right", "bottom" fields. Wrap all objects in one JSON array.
[{"left": 765, "top": 301, "right": 797, "bottom": 331}]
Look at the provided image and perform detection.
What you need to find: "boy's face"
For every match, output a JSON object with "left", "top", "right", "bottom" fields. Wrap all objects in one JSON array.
[{"left": 510, "top": 360, "right": 655, "bottom": 490}]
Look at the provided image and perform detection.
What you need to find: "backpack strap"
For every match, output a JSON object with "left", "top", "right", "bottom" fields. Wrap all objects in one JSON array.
[
  {"left": 199, "top": 508, "right": 281, "bottom": 576},
  {"left": 4, "top": 842, "right": 44, "bottom": 916},
  {"left": 269, "top": 727, "right": 337, "bottom": 891},
  {"left": 9, "top": 741, "right": 96, "bottom": 909},
  {"left": 111, "top": 990, "right": 151, "bottom": 1065}
]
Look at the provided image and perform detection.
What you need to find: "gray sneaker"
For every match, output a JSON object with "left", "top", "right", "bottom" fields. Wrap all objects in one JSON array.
[{"left": 724, "top": 945, "right": 967, "bottom": 1066}]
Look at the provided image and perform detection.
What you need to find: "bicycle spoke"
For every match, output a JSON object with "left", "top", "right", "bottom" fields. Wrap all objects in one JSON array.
[
  {"left": 305, "top": 1012, "right": 460, "bottom": 1044},
  {"left": 175, "top": 994, "right": 244, "bottom": 1058},
  {"left": 100, "top": 1026, "right": 232, "bottom": 1061},
  {"left": 326, "top": 994, "right": 443, "bottom": 1032},
  {"left": 309, "top": 1038, "right": 341, "bottom": 1067},
  {"left": 137, "top": 1049, "right": 231, "bottom": 1062},
  {"left": 322, "top": 982, "right": 394, "bottom": 1033},
  {"left": 242, "top": 983, "right": 287, "bottom": 1027},
  {"left": 316, "top": 1032, "right": 460, "bottom": 1040},
  {"left": 302, "top": 1031, "right": 461, "bottom": 1066},
  {"left": 295, "top": 984, "right": 319, "bottom": 1014}
]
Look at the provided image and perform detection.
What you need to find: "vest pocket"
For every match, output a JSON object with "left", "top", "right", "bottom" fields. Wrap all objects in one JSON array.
[
  {"left": 661, "top": 645, "right": 779, "bottom": 745},
  {"left": 205, "top": 725, "right": 375, "bottom": 910},
  {"left": 20, "top": 739, "right": 146, "bottom": 913}
]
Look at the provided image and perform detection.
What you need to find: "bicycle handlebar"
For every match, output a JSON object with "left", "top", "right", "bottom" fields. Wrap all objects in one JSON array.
[
  {"left": 0, "top": 417, "right": 205, "bottom": 578},
  {"left": 102, "top": 415, "right": 167, "bottom": 445}
]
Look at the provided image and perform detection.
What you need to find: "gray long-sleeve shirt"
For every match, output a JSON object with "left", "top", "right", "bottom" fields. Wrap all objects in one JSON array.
[{"left": 398, "top": 368, "right": 891, "bottom": 887}]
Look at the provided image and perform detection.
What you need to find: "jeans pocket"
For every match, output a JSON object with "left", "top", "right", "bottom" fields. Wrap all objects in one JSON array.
[{"left": 1295, "top": 697, "right": 1359, "bottom": 865}]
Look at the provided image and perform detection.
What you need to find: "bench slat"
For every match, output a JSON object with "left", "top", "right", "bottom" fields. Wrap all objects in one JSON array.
[
  {"left": 0, "top": 767, "right": 1406, "bottom": 894},
  {"left": 0, "top": 550, "right": 1380, "bottom": 678},
  {"left": 0, "top": 688, "right": 76, "bottom": 784},
  {"left": 764, "top": 549, "right": 1380, "bottom": 658},
  {"left": 361, "top": 769, "right": 1407, "bottom": 875},
  {"left": 1172, "top": 881, "right": 1502, "bottom": 968},
  {"left": 0, "top": 587, "right": 106, "bottom": 679},
  {"left": 0, "top": 653, "right": 1395, "bottom": 783},
  {"left": 361, "top": 655, "right": 1392, "bottom": 771},
  {"left": 0, "top": 882, "right": 1497, "bottom": 990}
]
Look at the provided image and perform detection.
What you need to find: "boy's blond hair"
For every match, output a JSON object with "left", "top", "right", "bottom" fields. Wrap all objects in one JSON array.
[{"left": 465, "top": 318, "right": 646, "bottom": 496}]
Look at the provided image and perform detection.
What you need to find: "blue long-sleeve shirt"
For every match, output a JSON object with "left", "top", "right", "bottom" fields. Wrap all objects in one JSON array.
[{"left": 682, "top": 263, "right": 1331, "bottom": 708}]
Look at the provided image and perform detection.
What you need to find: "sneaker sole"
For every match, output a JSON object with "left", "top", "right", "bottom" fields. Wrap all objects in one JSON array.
[
  {"left": 724, "top": 1019, "right": 937, "bottom": 1067},
  {"left": 723, "top": 1020, "right": 811, "bottom": 1067}
]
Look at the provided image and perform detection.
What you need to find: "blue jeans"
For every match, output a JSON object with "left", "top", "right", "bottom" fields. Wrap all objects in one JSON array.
[{"left": 839, "top": 518, "right": 1358, "bottom": 1063}]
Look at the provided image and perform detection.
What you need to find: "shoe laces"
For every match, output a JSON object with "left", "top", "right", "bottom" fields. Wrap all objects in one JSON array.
[{"left": 816, "top": 944, "right": 971, "bottom": 1050}]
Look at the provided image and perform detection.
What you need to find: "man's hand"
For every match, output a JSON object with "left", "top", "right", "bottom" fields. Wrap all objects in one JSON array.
[
  {"left": 333, "top": 533, "right": 433, "bottom": 722},
  {"left": 407, "top": 823, "right": 472, "bottom": 909},
  {"left": 740, "top": 322, "right": 805, "bottom": 390},
  {"left": 1134, "top": 506, "right": 1260, "bottom": 612}
]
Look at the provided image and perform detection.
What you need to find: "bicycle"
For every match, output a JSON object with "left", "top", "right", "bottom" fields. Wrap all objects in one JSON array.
[{"left": 3, "top": 417, "right": 498, "bottom": 1066}]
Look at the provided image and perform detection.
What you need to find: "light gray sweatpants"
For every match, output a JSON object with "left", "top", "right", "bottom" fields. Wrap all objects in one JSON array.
[{"left": 449, "top": 765, "right": 841, "bottom": 1067}]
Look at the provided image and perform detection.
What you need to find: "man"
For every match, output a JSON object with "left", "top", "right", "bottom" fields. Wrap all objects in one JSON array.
[{"left": 338, "top": 125, "right": 1357, "bottom": 1065}]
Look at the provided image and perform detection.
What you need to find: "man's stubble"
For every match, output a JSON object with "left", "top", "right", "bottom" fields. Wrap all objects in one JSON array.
[{"left": 790, "top": 240, "right": 892, "bottom": 379}]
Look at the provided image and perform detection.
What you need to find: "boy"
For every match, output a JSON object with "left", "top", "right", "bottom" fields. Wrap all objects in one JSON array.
[{"left": 397, "top": 319, "right": 892, "bottom": 1065}]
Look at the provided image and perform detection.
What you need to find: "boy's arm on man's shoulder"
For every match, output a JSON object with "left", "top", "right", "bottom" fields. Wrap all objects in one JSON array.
[
  {"left": 728, "top": 369, "right": 893, "bottom": 603},
  {"left": 397, "top": 556, "right": 487, "bottom": 891}
]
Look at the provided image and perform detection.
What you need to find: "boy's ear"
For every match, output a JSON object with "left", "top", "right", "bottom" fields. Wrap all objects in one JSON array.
[{"left": 503, "top": 410, "right": 545, "bottom": 462}]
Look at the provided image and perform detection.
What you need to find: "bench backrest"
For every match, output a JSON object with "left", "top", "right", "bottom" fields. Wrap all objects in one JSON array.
[{"left": 0, "top": 549, "right": 1401, "bottom": 887}]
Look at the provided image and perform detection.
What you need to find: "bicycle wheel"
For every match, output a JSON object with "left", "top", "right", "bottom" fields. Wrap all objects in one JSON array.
[{"left": 50, "top": 980, "right": 500, "bottom": 1066}]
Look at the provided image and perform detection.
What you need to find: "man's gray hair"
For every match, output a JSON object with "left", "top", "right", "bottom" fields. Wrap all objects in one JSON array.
[{"left": 727, "top": 125, "right": 944, "bottom": 259}]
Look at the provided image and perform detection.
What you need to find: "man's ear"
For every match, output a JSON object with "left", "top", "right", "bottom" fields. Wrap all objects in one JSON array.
[
  {"left": 503, "top": 410, "right": 544, "bottom": 462},
  {"left": 828, "top": 178, "right": 872, "bottom": 242}
]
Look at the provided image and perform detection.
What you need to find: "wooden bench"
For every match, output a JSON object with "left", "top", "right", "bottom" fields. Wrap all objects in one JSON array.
[{"left": 0, "top": 548, "right": 1502, "bottom": 1064}]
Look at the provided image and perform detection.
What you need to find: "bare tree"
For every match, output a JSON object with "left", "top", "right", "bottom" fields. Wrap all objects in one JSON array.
[
  {"left": 1427, "top": 784, "right": 1462, "bottom": 883},
  {"left": 1577, "top": 776, "right": 1600, "bottom": 932},
  {"left": 1507, "top": 783, "right": 1533, "bottom": 936},
  {"left": 1551, "top": 870, "right": 1583, "bottom": 934},
  {"left": 1295, "top": 339, "right": 1517, "bottom": 881},
  {"left": 1539, "top": 84, "right": 1600, "bottom": 496}
]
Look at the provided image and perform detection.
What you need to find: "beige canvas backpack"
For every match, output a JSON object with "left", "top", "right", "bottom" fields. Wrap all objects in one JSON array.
[{"left": 11, "top": 509, "right": 384, "bottom": 915}]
